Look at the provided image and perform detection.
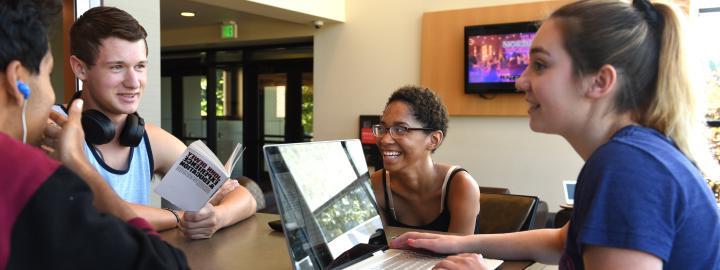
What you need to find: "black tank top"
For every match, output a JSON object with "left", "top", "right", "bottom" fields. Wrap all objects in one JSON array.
[{"left": 382, "top": 167, "right": 480, "bottom": 233}]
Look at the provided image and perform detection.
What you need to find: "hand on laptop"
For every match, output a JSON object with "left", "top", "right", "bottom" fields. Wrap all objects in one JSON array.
[
  {"left": 392, "top": 232, "right": 494, "bottom": 270},
  {"left": 389, "top": 232, "right": 464, "bottom": 254},
  {"left": 434, "top": 253, "right": 492, "bottom": 270}
]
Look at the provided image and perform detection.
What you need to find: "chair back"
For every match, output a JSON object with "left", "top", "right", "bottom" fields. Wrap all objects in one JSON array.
[
  {"left": 479, "top": 186, "right": 510, "bottom": 194},
  {"left": 478, "top": 193, "right": 539, "bottom": 234}
]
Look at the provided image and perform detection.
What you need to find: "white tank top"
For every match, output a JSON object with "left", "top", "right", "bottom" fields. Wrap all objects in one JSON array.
[{"left": 53, "top": 105, "right": 154, "bottom": 205}]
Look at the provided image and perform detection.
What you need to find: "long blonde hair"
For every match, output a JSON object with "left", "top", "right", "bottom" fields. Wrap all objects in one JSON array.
[{"left": 550, "top": 0, "right": 717, "bottom": 177}]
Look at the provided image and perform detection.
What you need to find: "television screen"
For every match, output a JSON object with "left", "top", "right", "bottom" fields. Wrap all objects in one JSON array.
[{"left": 465, "top": 21, "right": 538, "bottom": 94}]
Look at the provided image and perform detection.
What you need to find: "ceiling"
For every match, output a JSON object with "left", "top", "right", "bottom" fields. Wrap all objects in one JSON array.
[{"left": 160, "top": 0, "right": 276, "bottom": 30}]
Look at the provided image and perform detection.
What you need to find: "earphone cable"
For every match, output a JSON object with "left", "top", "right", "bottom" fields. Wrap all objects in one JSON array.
[{"left": 21, "top": 99, "right": 27, "bottom": 144}]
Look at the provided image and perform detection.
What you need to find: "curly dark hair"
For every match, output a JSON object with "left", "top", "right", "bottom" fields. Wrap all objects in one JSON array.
[
  {"left": 0, "top": 0, "right": 61, "bottom": 74},
  {"left": 386, "top": 85, "right": 449, "bottom": 139}
]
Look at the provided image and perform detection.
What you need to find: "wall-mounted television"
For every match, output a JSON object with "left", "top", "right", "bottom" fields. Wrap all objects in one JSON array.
[{"left": 464, "top": 21, "right": 538, "bottom": 95}]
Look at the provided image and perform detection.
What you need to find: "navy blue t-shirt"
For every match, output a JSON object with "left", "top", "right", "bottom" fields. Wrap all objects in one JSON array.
[{"left": 560, "top": 125, "right": 720, "bottom": 270}]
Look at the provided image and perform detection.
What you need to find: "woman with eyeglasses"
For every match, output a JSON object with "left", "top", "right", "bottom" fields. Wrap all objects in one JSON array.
[{"left": 369, "top": 85, "right": 481, "bottom": 235}]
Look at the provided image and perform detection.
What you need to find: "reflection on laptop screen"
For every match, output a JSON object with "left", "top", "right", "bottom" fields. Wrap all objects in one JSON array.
[{"left": 264, "top": 140, "right": 385, "bottom": 270}]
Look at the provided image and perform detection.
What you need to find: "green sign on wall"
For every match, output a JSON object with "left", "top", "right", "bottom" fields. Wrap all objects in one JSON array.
[{"left": 221, "top": 21, "right": 237, "bottom": 39}]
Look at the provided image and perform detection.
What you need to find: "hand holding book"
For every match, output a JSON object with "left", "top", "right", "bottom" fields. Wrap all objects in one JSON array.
[{"left": 154, "top": 141, "right": 245, "bottom": 211}]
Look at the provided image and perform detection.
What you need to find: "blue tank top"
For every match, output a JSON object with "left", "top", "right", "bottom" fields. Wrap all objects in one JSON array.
[{"left": 53, "top": 105, "right": 155, "bottom": 205}]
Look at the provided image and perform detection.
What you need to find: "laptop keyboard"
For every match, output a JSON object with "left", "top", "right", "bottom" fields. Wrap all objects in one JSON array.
[{"left": 364, "top": 249, "right": 441, "bottom": 270}]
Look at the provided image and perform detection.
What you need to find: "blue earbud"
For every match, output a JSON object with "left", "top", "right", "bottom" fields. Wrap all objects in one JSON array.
[{"left": 16, "top": 81, "right": 30, "bottom": 99}]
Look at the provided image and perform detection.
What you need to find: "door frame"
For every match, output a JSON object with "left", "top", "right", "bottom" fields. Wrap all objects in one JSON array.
[
  {"left": 242, "top": 58, "right": 313, "bottom": 183},
  {"left": 161, "top": 43, "right": 312, "bottom": 185}
]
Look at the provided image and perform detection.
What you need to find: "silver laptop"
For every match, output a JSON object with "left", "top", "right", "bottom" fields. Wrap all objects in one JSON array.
[{"left": 264, "top": 140, "right": 501, "bottom": 270}]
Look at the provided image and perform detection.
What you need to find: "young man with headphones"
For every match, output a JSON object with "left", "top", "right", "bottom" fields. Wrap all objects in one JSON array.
[
  {"left": 1, "top": 0, "right": 188, "bottom": 268},
  {"left": 49, "top": 6, "right": 256, "bottom": 239}
]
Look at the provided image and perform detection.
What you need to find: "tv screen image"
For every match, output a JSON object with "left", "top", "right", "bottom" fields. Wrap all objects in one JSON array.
[
  {"left": 468, "top": 33, "right": 534, "bottom": 83},
  {"left": 465, "top": 22, "right": 538, "bottom": 94}
]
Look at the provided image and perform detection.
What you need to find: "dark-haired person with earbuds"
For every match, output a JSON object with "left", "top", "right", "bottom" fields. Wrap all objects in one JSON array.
[
  {"left": 46, "top": 6, "right": 256, "bottom": 239},
  {"left": 0, "top": 0, "right": 187, "bottom": 268}
]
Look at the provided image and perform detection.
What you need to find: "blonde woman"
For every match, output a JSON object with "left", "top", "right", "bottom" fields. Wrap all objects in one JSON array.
[{"left": 391, "top": 1, "right": 720, "bottom": 269}]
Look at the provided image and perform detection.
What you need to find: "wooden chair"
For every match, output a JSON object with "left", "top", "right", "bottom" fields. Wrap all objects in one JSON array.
[
  {"left": 479, "top": 186, "right": 510, "bottom": 194},
  {"left": 478, "top": 193, "right": 540, "bottom": 234}
]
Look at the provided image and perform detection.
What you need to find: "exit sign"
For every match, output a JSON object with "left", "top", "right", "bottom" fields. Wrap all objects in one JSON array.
[{"left": 221, "top": 21, "right": 237, "bottom": 39}]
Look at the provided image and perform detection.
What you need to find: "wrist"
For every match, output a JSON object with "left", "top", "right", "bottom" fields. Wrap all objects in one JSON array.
[
  {"left": 64, "top": 155, "right": 91, "bottom": 176},
  {"left": 61, "top": 150, "right": 89, "bottom": 171},
  {"left": 213, "top": 204, "right": 230, "bottom": 228},
  {"left": 465, "top": 234, "right": 484, "bottom": 254},
  {"left": 164, "top": 208, "right": 180, "bottom": 226}
]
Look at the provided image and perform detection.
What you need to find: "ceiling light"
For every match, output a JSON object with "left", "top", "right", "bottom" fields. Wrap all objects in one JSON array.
[{"left": 180, "top": 12, "right": 196, "bottom": 17}]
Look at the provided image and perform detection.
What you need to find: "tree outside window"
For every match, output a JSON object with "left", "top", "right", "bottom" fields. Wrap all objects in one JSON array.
[
  {"left": 200, "top": 71, "right": 226, "bottom": 117},
  {"left": 301, "top": 85, "right": 313, "bottom": 137},
  {"left": 697, "top": 5, "right": 720, "bottom": 201}
]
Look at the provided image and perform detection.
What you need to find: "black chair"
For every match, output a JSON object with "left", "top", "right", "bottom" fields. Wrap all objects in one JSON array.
[
  {"left": 530, "top": 200, "right": 548, "bottom": 230},
  {"left": 553, "top": 207, "right": 573, "bottom": 228},
  {"left": 479, "top": 186, "right": 510, "bottom": 194},
  {"left": 478, "top": 193, "right": 540, "bottom": 234}
]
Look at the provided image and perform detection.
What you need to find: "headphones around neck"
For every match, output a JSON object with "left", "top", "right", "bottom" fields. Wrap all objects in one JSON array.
[{"left": 66, "top": 91, "right": 145, "bottom": 147}]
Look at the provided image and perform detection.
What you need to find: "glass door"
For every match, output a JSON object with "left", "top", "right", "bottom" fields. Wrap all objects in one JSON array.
[
  {"left": 301, "top": 72, "right": 314, "bottom": 141},
  {"left": 260, "top": 73, "right": 288, "bottom": 145},
  {"left": 242, "top": 59, "right": 313, "bottom": 187},
  {"left": 161, "top": 68, "right": 244, "bottom": 176},
  {"left": 215, "top": 67, "right": 244, "bottom": 176},
  {"left": 162, "top": 46, "right": 312, "bottom": 192}
]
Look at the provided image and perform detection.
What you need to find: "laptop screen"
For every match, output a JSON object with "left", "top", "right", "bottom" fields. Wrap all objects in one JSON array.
[
  {"left": 563, "top": 180, "right": 576, "bottom": 205},
  {"left": 264, "top": 140, "right": 386, "bottom": 270}
]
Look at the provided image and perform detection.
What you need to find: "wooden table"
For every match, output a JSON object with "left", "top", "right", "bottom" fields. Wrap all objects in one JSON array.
[
  {"left": 162, "top": 213, "right": 534, "bottom": 269},
  {"left": 162, "top": 213, "right": 289, "bottom": 269}
]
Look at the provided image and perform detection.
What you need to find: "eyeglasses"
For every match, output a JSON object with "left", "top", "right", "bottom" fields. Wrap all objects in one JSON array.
[{"left": 371, "top": 124, "right": 436, "bottom": 138}]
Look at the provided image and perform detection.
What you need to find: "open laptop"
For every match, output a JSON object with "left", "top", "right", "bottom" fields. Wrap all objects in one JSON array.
[
  {"left": 264, "top": 140, "right": 503, "bottom": 270},
  {"left": 561, "top": 180, "right": 576, "bottom": 208}
]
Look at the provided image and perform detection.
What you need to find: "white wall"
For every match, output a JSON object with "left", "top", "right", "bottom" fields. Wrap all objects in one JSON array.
[
  {"left": 190, "top": 0, "right": 345, "bottom": 24},
  {"left": 314, "top": 0, "right": 583, "bottom": 211},
  {"left": 247, "top": 0, "right": 346, "bottom": 22}
]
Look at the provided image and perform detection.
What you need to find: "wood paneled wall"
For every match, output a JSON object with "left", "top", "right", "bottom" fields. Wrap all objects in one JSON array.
[
  {"left": 62, "top": 0, "right": 76, "bottom": 101},
  {"left": 420, "top": 0, "right": 571, "bottom": 116}
]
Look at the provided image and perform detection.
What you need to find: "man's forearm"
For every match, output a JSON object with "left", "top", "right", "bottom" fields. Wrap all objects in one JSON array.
[
  {"left": 129, "top": 203, "right": 185, "bottom": 231},
  {"left": 215, "top": 186, "right": 257, "bottom": 228}
]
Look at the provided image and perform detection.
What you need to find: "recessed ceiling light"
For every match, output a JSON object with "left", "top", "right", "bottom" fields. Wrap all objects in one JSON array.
[{"left": 180, "top": 12, "right": 196, "bottom": 17}]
